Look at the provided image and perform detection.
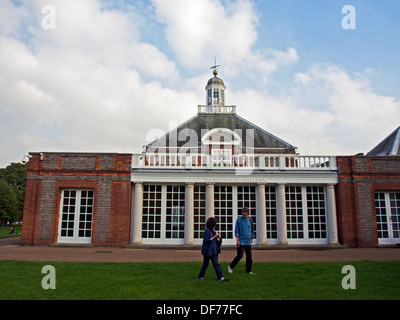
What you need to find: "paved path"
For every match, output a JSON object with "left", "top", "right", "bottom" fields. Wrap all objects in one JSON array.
[{"left": 1, "top": 237, "right": 400, "bottom": 263}]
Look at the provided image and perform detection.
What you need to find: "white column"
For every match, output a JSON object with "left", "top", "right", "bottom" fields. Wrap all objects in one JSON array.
[
  {"left": 277, "top": 184, "right": 288, "bottom": 246},
  {"left": 206, "top": 183, "right": 214, "bottom": 219},
  {"left": 185, "top": 183, "right": 194, "bottom": 246},
  {"left": 131, "top": 182, "right": 143, "bottom": 245},
  {"left": 257, "top": 184, "right": 268, "bottom": 246},
  {"left": 326, "top": 184, "right": 339, "bottom": 245}
]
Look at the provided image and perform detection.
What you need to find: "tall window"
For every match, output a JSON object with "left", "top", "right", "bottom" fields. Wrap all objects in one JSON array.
[
  {"left": 165, "top": 185, "right": 185, "bottom": 239},
  {"left": 237, "top": 186, "right": 257, "bottom": 238},
  {"left": 194, "top": 185, "right": 206, "bottom": 239},
  {"left": 142, "top": 185, "right": 186, "bottom": 243},
  {"left": 286, "top": 186, "right": 303, "bottom": 239},
  {"left": 285, "top": 186, "right": 327, "bottom": 242},
  {"left": 142, "top": 185, "right": 162, "bottom": 239},
  {"left": 207, "top": 89, "right": 212, "bottom": 105},
  {"left": 213, "top": 88, "right": 219, "bottom": 104},
  {"left": 214, "top": 186, "right": 233, "bottom": 239},
  {"left": 266, "top": 186, "right": 277, "bottom": 240},
  {"left": 306, "top": 186, "right": 327, "bottom": 239},
  {"left": 58, "top": 190, "right": 94, "bottom": 244},
  {"left": 375, "top": 192, "right": 400, "bottom": 244},
  {"left": 376, "top": 192, "right": 389, "bottom": 239}
]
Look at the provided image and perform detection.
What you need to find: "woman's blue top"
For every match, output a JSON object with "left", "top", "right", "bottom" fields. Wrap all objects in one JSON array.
[{"left": 201, "top": 228, "right": 222, "bottom": 256}]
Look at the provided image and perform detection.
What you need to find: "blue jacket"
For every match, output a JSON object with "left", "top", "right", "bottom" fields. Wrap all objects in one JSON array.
[
  {"left": 235, "top": 215, "right": 254, "bottom": 246},
  {"left": 201, "top": 228, "right": 222, "bottom": 256}
]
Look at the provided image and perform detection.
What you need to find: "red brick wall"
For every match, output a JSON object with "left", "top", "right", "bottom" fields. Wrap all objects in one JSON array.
[
  {"left": 21, "top": 152, "right": 132, "bottom": 246},
  {"left": 335, "top": 181, "right": 358, "bottom": 247},
  {"left": 21, "top": 178, "right": 41, "bottom": 245},
  {"left": 109, "top": 181, "right": 132, "bottom": 246},
  {"left": 336, "top": 156, "right": 400, "bottom": 247}
]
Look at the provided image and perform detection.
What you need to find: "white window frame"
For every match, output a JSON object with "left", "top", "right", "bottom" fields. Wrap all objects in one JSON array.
[
  {"left": 213, "top": 88, "right": 219, "bottom": 105},
  {"left": 212, "top": 149, "right": 232, "bottom": 167},
  {"left": 375, "top": 192, "right": 400, "bottom": 245},
  {"left": 165, "top": 185, "right": 185, "bottom": 240},
  {"left": 214, "top": 185, "right": 237, "bottom": 245},
  {"left": 286, "top": 185, "right": 328, "bottom": 245},
  {"left": 58, "top": 189, "right": 94, "bottom": 244},
  {"left": 142, "top": 185, "right": 186, "bottom": 245},
  {"left": 194, "top": 185, "right": 206, "bottom": 242},
  {"left": 237, "top": 185, "right": 257, "bottom": 239},
  {"left": 266, "top": 186, "right": 278, "bottom": 244}
]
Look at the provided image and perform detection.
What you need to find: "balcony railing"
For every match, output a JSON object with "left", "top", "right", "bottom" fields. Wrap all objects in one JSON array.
[
  {"left": 131, "top": 153, "right": 337, "bottom": 171},
  {"left": 198, "top": 105, "right": 237, "bottom": 114}
]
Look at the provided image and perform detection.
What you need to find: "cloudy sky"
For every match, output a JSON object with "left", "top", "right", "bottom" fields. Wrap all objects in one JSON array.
[{"left": 0, "top": 0, "right": 399, "bottom": 167}]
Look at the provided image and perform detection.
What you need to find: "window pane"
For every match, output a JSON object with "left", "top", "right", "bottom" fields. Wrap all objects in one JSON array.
[{"left": 142, "top": 185, "right": 162, "bottom": 239}]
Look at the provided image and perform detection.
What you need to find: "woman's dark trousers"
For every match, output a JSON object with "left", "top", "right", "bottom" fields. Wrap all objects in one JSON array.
[{"left": 198, "top": 254, "right": 223, "bottom": 280}]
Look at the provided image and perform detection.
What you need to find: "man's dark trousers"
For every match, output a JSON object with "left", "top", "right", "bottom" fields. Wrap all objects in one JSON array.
[{"left": 229, "top": 245, "right": 252, "bottom": 273}]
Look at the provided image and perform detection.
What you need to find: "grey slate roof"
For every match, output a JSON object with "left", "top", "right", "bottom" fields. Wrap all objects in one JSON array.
[
  {"left": 145, "top": 113, "right": 296, "bottom": 153},
  {"left": 366, "top": 126, "right": 400, "bottom": 156}
]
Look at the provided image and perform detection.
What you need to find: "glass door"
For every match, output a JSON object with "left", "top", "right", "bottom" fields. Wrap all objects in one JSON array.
[
  {"left": 375, "top": 192, "right": 400, "bottom": 245},
  {"left": 58, "top": 190, "right": 94, "bottom": 244}
]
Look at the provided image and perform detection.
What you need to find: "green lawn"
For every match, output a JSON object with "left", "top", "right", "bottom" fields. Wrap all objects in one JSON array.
[
  {"left": 0, "top": 225, "right": 22, "bottom": 238},
  {"left": 0, "top": 260, "right": 399, "bottom": 300}
]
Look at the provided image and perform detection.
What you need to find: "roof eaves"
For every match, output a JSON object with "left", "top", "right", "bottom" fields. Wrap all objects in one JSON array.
[{"left": 389, "top": 126, "right": 400, "bottom": 155}]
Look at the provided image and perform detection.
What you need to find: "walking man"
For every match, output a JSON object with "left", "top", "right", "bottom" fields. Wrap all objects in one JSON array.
[{"left": 228, "top": 207, "right": 255, "bottom": 275}]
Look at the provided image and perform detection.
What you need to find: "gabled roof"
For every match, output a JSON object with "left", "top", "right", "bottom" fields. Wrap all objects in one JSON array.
[
  {"left": 145, "top": 113, "right": 296, "bottom": 152},
  {"left": 366, "top": 126, "right": 400, "bottom": 156}
]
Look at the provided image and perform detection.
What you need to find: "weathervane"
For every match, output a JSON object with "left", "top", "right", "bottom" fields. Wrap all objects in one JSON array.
[{"left": 210, "top": 56, "right": 220, "bottom": 77}]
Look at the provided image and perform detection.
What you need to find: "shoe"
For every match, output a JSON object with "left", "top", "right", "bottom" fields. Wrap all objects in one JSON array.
[
  {"left": 198, "top": 277, "right": 205, "bottom": 280},
  {"left": 218, "top": 277, "right": 229, "bottom": 282},
  {"left": 247, "top": 272, "right": 256, "bottom": 275},
  {"left": 227, "top": 265, "right": 233, "bottom": 274}
]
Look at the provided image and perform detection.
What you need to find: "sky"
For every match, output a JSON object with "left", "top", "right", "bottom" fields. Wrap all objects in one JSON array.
[{"left": 0, "top": 0, "right": 399, "bottom": 167}]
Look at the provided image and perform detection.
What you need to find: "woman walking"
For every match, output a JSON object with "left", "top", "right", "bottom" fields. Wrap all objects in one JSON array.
[{"left": 198, "top": 217, "right": 229, "bottom": 282}]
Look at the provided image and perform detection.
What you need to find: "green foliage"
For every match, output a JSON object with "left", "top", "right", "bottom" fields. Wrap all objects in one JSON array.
[
  {"left": 0, "top": 178, "right": 18, "bottom": 221},
  {"left": 0, "top": 162, "right": 27, "bottom": 223}
]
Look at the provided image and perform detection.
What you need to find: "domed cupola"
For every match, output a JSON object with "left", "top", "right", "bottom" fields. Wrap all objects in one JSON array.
[
  {"left": 206, "top": 64, "right": 226, "bottom": 107},
  {"left": 207, "top": 71, "right": 225, "bottom": 87}
]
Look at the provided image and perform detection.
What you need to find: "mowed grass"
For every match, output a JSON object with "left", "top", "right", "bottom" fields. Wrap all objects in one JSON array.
[
  {"left": 0, "top": 260, "right": 399, "bottom": 300},
  {"left": 0, "top": 225, "right": 22, "bottom": 238}
]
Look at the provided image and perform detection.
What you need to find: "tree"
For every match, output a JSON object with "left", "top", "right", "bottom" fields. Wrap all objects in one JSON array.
[
  {"left": 0, "top": 178, "right": 18, "bottom": 223},
  {"left": 0, "top": 163, "right": 27, "bottom": 223}
]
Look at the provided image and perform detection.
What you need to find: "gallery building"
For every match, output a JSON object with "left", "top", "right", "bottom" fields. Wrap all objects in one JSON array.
[{"left": 21, "top": 70, "right": 400, "bottom": 248}]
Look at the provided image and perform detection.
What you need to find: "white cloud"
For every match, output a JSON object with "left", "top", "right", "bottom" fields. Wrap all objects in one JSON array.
[
  {"left": 151, "top": 0, "right": 298, "bottom": 81},
  {"left": 0, "top": 0, "right": 194, "bottom": 166},
  {"left": 233, "top": 64, "right": 400, "bottom": 155},
  {"left": 0, "top": 0, "right": 398, "bottom": 168},
  {"left": 0, "top": 0, "right": 30, "bottom": 36}
]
